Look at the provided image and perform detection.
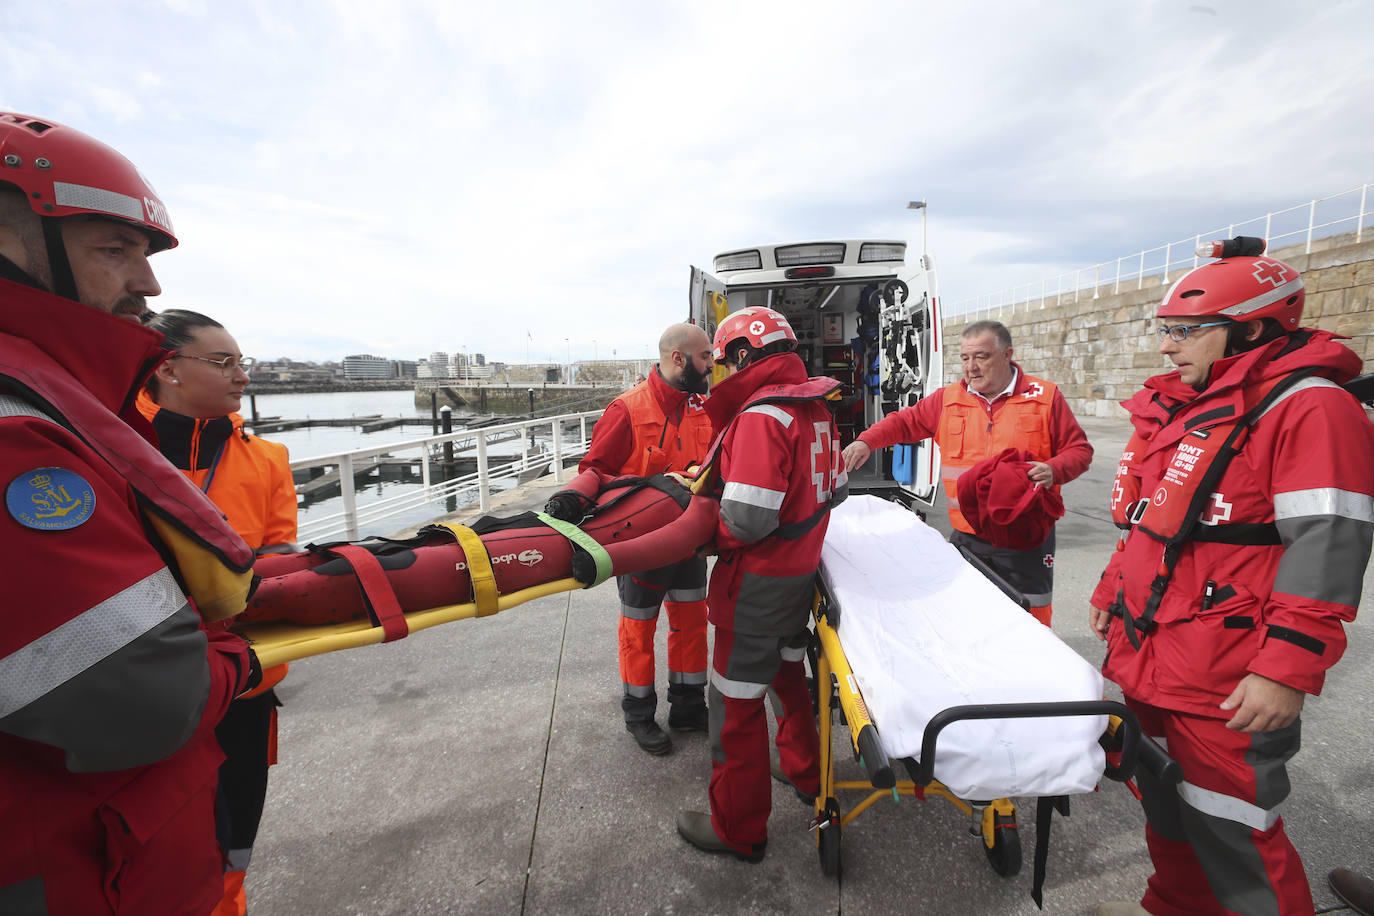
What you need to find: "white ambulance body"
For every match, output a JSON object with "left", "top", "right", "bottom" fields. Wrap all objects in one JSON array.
[{"left": 689, "top": 239, "right": 942, "bottom": 507}]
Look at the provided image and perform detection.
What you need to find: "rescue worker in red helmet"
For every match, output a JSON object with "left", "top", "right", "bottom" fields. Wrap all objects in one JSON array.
[
  {"left": 1090, "top": 238, "right": 1374, "bottom": 916},
  {"left": 572, "top": 322, "right": 715, "bottom": 754},
  {"left": 0, "top": 112, "right": 260, "bottom": 915},
  {"left": 676, "top": 306, "right": 846, "bottom": 861}
]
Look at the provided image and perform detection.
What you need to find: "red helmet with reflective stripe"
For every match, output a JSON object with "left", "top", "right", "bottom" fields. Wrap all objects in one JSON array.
[
  {"left": 711, "top": 307, "right": 797, "bottom": 362},
  {"left": 1158, "top": 241, "right": 1303, "bottom": 330},
  {"left": 0, "top": 111, "right": 177, "bottom": 252}
]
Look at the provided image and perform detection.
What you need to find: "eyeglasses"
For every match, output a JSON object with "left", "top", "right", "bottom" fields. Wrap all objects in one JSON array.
[
  {"left": 172, "top": 354, "right": 257, "bottom": 374},
  {"left": 1155, "top": 320, "right": 1229, "bottom": 343}
]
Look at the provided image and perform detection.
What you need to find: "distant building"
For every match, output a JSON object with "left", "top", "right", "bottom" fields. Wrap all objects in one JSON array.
[
  {"left": 428, "top": 351, "right": 450, "bottom": 378},
  {"left": 396, "top": 360, "right": 418, "bottom": 378},
  {"left": 474, "top": 353, "right": 486, "bottom": 366},
  {"left": 342, "top": 354, "right": 396, "bottom": 379}
]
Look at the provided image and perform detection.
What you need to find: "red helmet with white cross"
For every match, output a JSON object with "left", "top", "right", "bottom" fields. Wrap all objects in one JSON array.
[
  {"left": 711, "top": 307, "right": 797, "bottom": 363},
  {"left": 0, "top": 111, "right": 177, "bottom": 252},
  {"left": 1158, "top": 239, "right": 1304, "bottom": 330}
]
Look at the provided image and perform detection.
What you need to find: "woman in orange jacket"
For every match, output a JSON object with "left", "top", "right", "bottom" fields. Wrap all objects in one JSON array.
[{"left": 140, "top": 309, "right": 298, "bottom": 916}]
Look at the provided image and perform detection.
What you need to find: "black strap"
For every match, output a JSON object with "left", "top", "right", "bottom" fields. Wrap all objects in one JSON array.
[
  {"left": 1189, "top": 522, "right": 1281, "bottom": 545},
  {"left": 771, "top": 497, "right": 836, "bottom": 540},
  {"left": 1031, "top": 796, "right": 1069, "bottom": 908}
]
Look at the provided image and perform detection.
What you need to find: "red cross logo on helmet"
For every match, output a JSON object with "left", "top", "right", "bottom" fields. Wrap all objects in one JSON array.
[{"left": 1251, "top": 260, "right": 1290, "bottom": 288}]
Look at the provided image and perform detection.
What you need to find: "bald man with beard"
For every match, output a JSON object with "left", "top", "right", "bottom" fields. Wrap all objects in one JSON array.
[{"left": 577, "top": 323, "right": 716, "bottom": 754}]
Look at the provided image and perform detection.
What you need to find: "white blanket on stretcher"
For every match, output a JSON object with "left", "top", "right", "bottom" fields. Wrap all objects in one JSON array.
[{"left": 819, "top": 495, "right": 1106, "bottom": 800}]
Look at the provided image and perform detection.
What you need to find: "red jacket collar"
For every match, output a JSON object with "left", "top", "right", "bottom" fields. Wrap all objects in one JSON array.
[
  {"left": 0, "top": 277, "right": 169, "bottom": 416},
  {"left": 1123, "top": 329, "right": 1360, "bottom": 437},
  {"left": 648, "top": 363, "right": 695, "bottom": 413},
  {"left": 705, "top": 353, "right": 810, "bottom": 430}
]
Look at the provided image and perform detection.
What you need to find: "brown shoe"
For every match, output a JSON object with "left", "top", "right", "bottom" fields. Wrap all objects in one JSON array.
[
  {"left": 675, "top": 810, "right": 765, "bottom": 863},
  {"left": 1330, "top": 868, "right": 1374, "bottom": 916},
  {"left": 626, "top": 720, "right": 673, "bottom": 755}
]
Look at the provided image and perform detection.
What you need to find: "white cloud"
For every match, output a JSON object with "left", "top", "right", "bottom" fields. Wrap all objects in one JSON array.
[{"left": 2, "top": 0, "right": 1371, "bottom": 362}]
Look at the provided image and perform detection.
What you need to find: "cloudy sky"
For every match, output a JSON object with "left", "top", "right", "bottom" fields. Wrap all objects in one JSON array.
[{"left": 4, "top": 0, "right": 1371, "bottom": 364}]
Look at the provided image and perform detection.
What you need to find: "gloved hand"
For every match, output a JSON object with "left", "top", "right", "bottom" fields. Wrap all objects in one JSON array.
[{"left": 544, "top": 491, "right": 590, "bottom": 522}]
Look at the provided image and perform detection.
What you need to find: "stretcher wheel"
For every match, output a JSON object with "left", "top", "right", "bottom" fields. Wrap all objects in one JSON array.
[
  {"left": 982, "top": 810, "right": 1021, "bottom": 877},
  {"left": 817, "top": 803, "right": 842, "bottom": 878}
]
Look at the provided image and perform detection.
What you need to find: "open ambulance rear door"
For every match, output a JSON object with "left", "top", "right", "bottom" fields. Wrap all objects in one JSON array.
[
  {"left": 688, "top": 265, "right": 730, "bottom": 387},
  {"left": 878, "top": 257, "right": 942, "bottom": 505}
]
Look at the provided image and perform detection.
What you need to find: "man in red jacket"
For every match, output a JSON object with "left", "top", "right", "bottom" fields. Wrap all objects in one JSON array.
[
  {"left": 578, "top": 323, "right": 715, "bottom": 754},
  {"left": 1090, "top": 239, "right": 1374, "bottom": 916},
  {"left": 675, "top": 307, "right": 846, "bottom": 862},
  {"left": 841, "top": 320, "right": 1092, "bottom": 625},
  {"left": 0, "top": 112, "right": 259, "bottom": 915}
]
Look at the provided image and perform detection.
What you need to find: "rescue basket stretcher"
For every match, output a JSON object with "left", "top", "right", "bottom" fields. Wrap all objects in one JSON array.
[
  {"left": 805, "top": 496, "right": 1177, "bottom": 902},
  {"left": 232, "top": 473, "right": 717, "bottom": 668}
]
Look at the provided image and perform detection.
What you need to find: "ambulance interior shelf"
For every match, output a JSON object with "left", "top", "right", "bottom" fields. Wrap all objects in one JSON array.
[{"left": 822, "top": 344, "right": 863, "bottom": 446}]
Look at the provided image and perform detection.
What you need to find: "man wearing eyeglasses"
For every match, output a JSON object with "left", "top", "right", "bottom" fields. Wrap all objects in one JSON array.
[
  {"left": 0, "top": 113, "right": 260, "bottom": 915},
  {"left": 1090, "top": 239, "right": 1374, "bottom": 916},
  {"left": 841, "top": 319, "right": 1093, "bottom": 626}
]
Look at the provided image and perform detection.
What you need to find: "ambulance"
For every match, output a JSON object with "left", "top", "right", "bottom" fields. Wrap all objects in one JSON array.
[{"left": 689, "top": 239, "right": 942, "bottom": 507}]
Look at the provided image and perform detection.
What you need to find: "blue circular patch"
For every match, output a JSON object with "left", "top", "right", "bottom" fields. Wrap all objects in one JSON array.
[{"left": 6, "top": 466, "right": 97, "bottom": 531}]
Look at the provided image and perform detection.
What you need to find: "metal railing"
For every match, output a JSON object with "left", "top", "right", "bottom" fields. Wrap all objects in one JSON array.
[
  {"left": 291, "top": 409, "right": 604, "bottom": 542},
  {"left": 946, "top": 183, "right": 1372, "bottom": 318}
]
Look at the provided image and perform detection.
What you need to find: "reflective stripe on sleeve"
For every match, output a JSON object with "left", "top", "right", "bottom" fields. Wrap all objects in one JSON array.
[
  {"left": 0, "top": 567, "right": 186, "bottom": 718},
  {"left": 722, "top": 481, "right": 785, "bottom": 510},
  {"left": 1274, "top": 488, "right": 1374, "bottom": 523},
  {"left": 743, "top": 404, "right": 793, "bottom": 428},
  {"left": 780, "top": 645, "right": 806, "bottom": 663},
  {"left": 1253, "top": 376, "right": 1343, "bottom": 422},
  {"left": 710, "top": 669, "right": 768, "bottom": 700},
  {"left": 1177, "top": 780, "right": 1281, "bottom": 832}
]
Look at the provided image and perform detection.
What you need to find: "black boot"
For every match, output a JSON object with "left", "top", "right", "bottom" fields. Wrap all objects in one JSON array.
[
  {"left": 667, "top": 683, "right": 708, "bottom": 732},
  {"left": 626, "top": 720, "right": 673, "bottom": 755}
]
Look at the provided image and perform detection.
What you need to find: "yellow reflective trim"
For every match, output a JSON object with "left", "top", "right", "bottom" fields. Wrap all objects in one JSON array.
[{"left": 433, "top": 523, "right": 500, "bottom": 617}]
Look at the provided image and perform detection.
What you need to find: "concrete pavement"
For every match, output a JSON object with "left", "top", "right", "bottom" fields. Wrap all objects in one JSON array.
[{"left": 247, "top": 416, "right": 1374, "bottom": 914}]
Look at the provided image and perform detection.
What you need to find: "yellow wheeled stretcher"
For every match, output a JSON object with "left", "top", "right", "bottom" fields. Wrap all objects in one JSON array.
[{"left": 803, "top": 496, "right": 1178, "bottom": 905}]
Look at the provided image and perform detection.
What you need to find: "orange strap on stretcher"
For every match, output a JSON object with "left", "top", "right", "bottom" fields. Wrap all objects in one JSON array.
[
  {"left": 432, "top": 523, "right": 500, "bottom": 617},
  {"left": 329, "top": 544, "right": 410, "bottom": 641}
]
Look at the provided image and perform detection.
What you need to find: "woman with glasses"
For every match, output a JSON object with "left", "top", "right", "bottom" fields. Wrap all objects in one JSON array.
[{"left": 139, "top": 309, "right": 297, "bottom": 916}]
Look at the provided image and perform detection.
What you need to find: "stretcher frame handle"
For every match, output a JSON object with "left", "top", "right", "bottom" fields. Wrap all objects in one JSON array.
[{"left": 915, "top": 700, "right": 1178, "bottom": 788}]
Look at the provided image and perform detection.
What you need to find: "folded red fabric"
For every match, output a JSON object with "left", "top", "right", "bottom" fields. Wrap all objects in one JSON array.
[{"left": 955, "top": 447, "right": 1065, "bottom": 549}]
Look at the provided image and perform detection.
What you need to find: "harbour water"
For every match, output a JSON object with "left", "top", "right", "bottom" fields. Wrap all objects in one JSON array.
[{"left": 246, "top": 388, "right": 544, "bottom": 539}]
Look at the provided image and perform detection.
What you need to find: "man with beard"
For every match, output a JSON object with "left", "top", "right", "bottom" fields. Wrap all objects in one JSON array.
[
  {"left": 0, "top": 112, "right": 259, "bottom": 914},
  {"left": 574, "top": 322, "right": 716, "bottom": 754}
]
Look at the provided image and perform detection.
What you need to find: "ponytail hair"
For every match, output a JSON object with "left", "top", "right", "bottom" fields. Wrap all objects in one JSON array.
[{"left": 144, "top": 309, "right": 224, "bottom": 397}]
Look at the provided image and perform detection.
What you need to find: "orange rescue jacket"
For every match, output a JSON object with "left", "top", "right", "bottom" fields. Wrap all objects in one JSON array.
[
  {"left": 613, "top": 376, "right": 713, "bottom": 477},
  {"left": 937, "top": 376, "right": 1057, "bottom": 534}
]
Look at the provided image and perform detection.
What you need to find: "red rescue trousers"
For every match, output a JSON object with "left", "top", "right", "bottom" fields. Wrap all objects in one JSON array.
[
  {"left": 1127, "top": 698, "right": 1314, "bottom": 916},
  {"left": 707, "top": 627, "right": 820, "bottom": 855}
]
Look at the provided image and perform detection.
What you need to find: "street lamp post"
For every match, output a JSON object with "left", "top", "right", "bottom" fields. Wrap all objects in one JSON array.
[{"left": 907, "top": 200, "right": 928, "bottom": 263}]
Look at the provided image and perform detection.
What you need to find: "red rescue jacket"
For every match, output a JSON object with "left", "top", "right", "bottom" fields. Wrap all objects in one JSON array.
[
  {"left": 0, "top": 277, "right": 254, "bottom": 916},
  {"left": 700, "top": 353, "right": 847, "bottom": 635},
  {"left": 1093, "top": 330, "right": 1374, "bottom": 716}
]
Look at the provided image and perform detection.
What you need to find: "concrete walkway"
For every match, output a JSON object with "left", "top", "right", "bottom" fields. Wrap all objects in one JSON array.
[{"left": 248, "top": 416, "right": 1374, "bottom": 914}]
